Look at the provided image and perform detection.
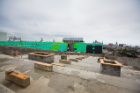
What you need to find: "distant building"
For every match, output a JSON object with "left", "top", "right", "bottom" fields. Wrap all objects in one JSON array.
[
  {"left": 137, "top": 49, "right": 140, "bottom": 52},
  {"left": 136, "top": 55, "right": 140, "bottom": 58},
  {"left": 119, "top": 44, "right": 126, "bottom": 47},
  {"left": 0, "top": 32, "right": 7, "bottom": 41},
  {"left": 63, "top": 37, "right": 84, "bottom": 51},
  {"left": 103, "top": 44, "right": 108, "bottom": 48},
  {"left": 63, "top": 37, "right": 84, "bottom": 43},
  {"left": 134, "top": 46, "right": 139, "bottom": 49},
  {"left": 95, "top": 40, "right": 97, "bottom": 43},
  {"left": 125, "top": 46, "right": 130, "bottom": 50},
  {"left": 108, "top": 43, "right": 113, "bottom": 47},
  {"left": 115, "top": 42, "right": 118, "bottom": 47},
  {"left": 9, "top": 36, "right": 21, "bottom": 41},
  {"left": 94, "top": 40, "right": 101, "bottom": 44}
]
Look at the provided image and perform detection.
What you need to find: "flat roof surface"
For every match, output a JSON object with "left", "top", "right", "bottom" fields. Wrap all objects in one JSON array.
[{"left": 0, "top": 53, "right": 140, "bottom": 93}]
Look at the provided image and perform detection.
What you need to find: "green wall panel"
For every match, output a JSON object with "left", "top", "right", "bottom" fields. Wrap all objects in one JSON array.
[
  {"left": 0, "top": 41, "right": 102, "bottom": 53},
  {"left": 0, "top": 41, "right": 68, "bottom": 52},
  {"left": 74, "top": 43, "right": 103, "bottom": 53}
]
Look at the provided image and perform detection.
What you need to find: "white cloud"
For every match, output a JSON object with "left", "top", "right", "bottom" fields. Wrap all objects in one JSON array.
[{"left": 0, "top": 0, "right": 140, "bottom": 45}]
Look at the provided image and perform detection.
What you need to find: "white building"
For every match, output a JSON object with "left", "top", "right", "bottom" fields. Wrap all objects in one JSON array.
[{"left": 0, "top": 32, "right": 7, "bottom": 41}]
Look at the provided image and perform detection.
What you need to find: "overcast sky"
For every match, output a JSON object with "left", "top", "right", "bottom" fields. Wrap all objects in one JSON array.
[{"left": 0, "top": 0, "right": 140, "bottom": 46}]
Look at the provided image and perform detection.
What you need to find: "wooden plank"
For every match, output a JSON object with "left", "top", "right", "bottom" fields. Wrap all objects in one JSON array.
[
  {"left": 100, "top": 59, "right": 123, "bottom": 67},
  {"left": 51, "top": 63, "right": 65, "bottom": 67},
  {"left": 6, "top": 71, "right": 29, "bottom": 80},
  {"left": 35, "top": 62, "right": 53, "bottom": 67}
]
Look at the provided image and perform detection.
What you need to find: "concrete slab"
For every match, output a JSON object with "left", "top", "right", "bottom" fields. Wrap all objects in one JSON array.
[
  {"left": 0, "top": 54, "right": 140, "bottom": 93},
  {"left": 34, "top": 62, "right": 53, "bottom": 71},
  {"left": 0, "top": 84, "right": 16, "bottom": 93}
]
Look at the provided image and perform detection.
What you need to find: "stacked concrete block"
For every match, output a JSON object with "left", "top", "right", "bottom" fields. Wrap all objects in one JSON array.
[
  {"left": 59, "top": 59, "right": 71, "bottom": 64},
  {"left": 100, "top": 59, "right": 123, "bottom": 77},
  {"left": 34, "top": 62, "right": 53, "bottom": 71},
  {"left": 61, "top": 55, "right": 67, "bottom": 60},
  {"left": 5, "top": 71, "right": 30, "bottom": 87},
  {"left": 100, "top": 64, "right": 121, "bottom": 76},
  {"left": 28, "top": 55, "right": 35, "bottom": 60},
  {"left": 43, "top": 56, "right": 54, "bottom": 63},
  {"left": 28, "top": 52, "right": 55, "bottom": 64}
]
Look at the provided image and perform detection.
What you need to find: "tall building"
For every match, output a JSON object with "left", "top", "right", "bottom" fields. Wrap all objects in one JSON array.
[
  {"left": 94, "top": 40, "right": 101, "bottom": 44},
  {"left": 0, "top": 32, "right": 7, "bottom": 41},
  {"left": 119, "top": 44, "right": 126, "bottom": 47},
  {"left": 116, "top": 42, "right": 118, "bottom": 47},
  {"left": 95, "top": 40, "right": 97, "bottom": 43}
]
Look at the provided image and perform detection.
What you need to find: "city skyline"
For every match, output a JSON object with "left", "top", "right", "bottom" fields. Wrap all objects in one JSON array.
[{"left": 0, "top": 32, "right": 139, "bottom": 47}]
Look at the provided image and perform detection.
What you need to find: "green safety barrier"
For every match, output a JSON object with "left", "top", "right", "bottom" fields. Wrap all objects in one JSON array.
[
  {"left": 74, "top": 43, "right": 103, "bottom": 53},
  {"left": 0, "top": 41, "right": 102, "bottom": 53},
  {"left": 0, "top": 41, "right": 68, "bottom": 52}
]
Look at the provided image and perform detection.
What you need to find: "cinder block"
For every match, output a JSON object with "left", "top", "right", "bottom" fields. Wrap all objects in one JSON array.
[
  {"left": 100, "top": 59, "right": 123, "bottom": 76},
  {"left": 100, "top": 64, "right": 121, "bottom": 76},
  {"left": 34, "top": 62, "right": 53, "bottom": 71},
  {"left": 28, "top": 52, "right": 55, "bottom": 63},
  {"left": 61, "top": 55, "right": 67, "bottom": 60},
  {"left": 59, "top": 59, "right": 71, "bottom": 64},
  {"left": 69, "top": 59, "right": 79, "bottom": 62},
  {"left": 5, "top": 71, "right": 30, "bottom": 87},
  {"left": 43, "top": 56, "right": 54, "bottom": 64}
]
